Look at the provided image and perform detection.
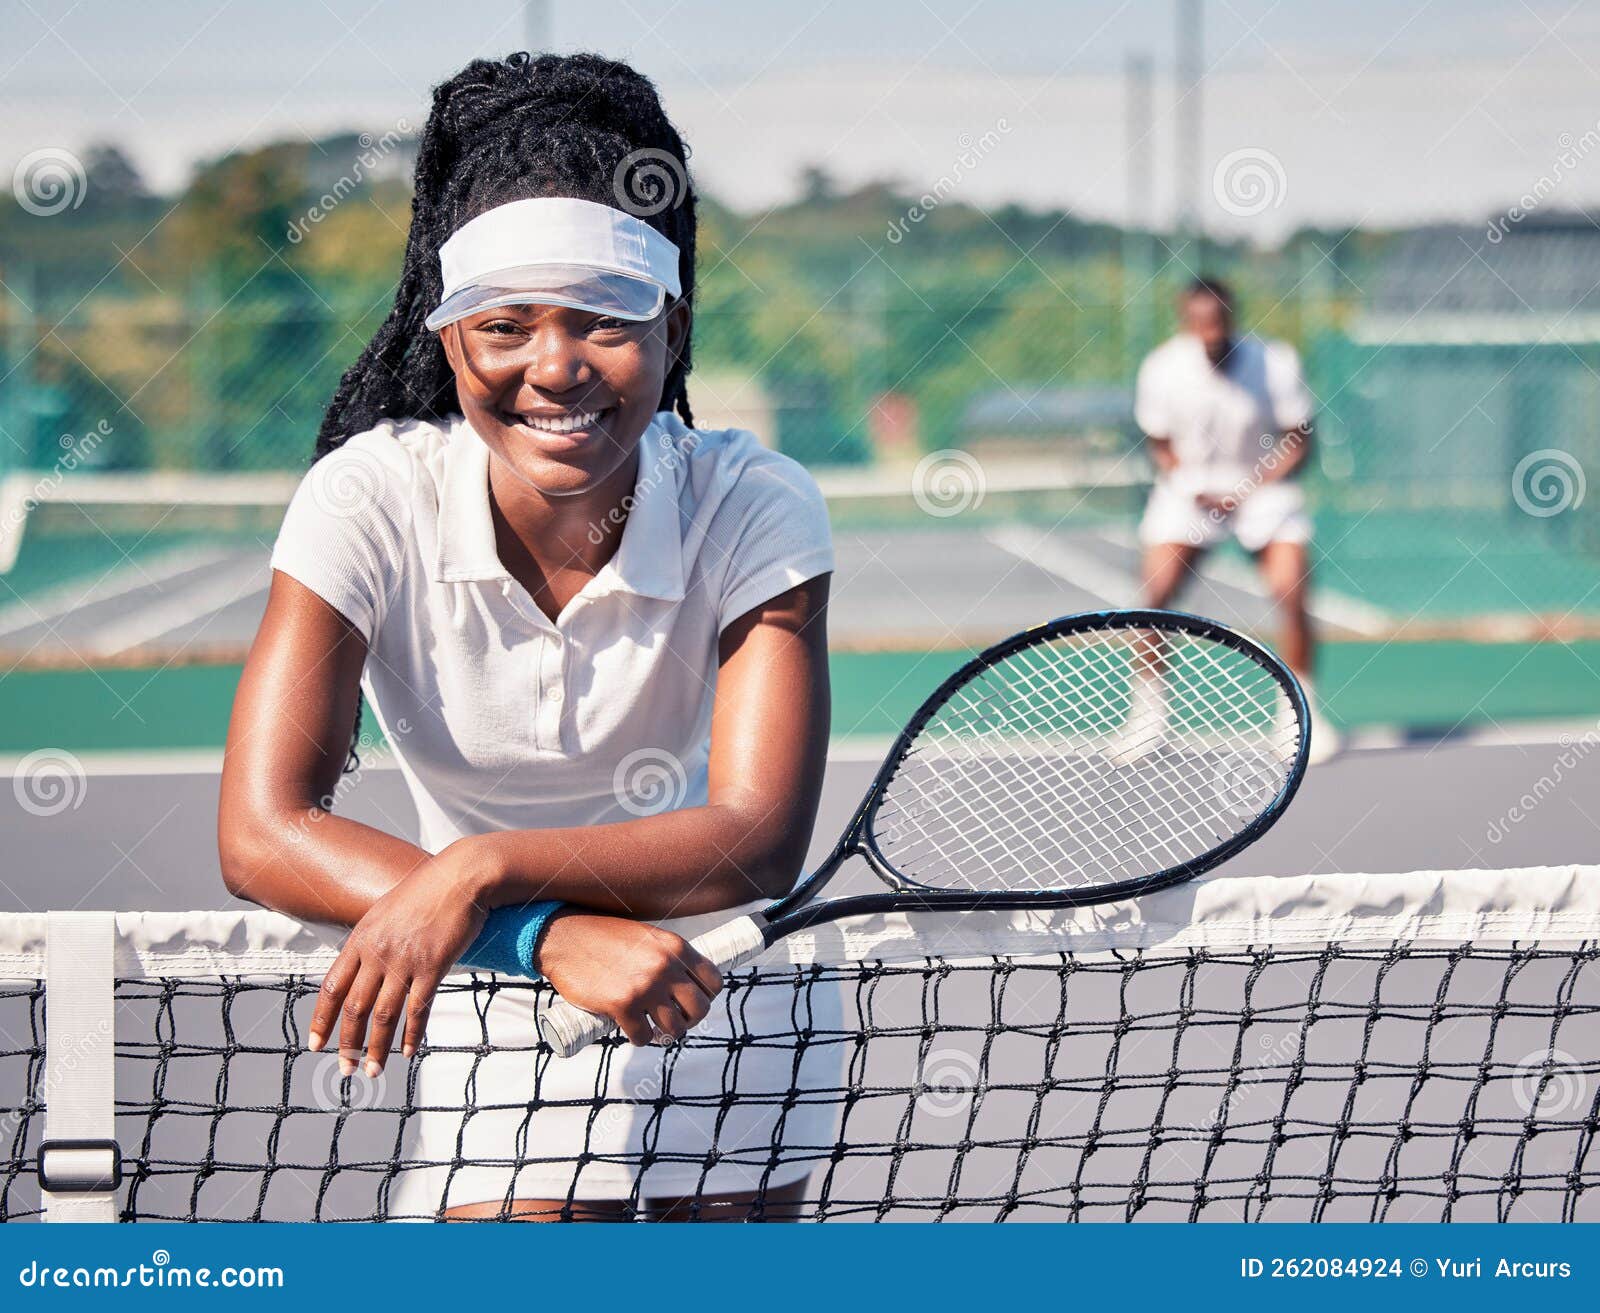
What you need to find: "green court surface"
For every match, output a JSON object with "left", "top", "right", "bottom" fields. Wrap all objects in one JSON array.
[{"left": 0, "top": 641, "right": 1595, "bottom": 755}]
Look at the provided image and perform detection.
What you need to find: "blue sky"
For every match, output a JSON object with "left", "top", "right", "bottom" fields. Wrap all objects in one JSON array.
[{"left": 6, "top": 0, "right": 1600, "bottom": 237}]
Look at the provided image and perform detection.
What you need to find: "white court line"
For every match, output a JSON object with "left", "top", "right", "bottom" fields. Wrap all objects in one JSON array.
[
  {"left": 1097, "top": 524, "right": 1394, "bottom": 636},
  {"left": 81, "top": 555, "right": 270, "bottom": 657},
  {"left": 1, "top": 722, "right": 1587, "bottom": 780},
  {"left": 0, "top": 545, "right": 242, "bottom": 638},
  {"left": 983, "top": 524, "right": 1131, "bottom": 607}
]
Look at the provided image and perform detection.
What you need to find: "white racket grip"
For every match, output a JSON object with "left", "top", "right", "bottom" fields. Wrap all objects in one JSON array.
[{"left": 537, "top": 914, "right": 770, "bottom": 1059}]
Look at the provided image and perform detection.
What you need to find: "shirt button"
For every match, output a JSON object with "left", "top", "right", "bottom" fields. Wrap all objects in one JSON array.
[{"left": 548, "top": 685, "right": 563, "bottom": 702}]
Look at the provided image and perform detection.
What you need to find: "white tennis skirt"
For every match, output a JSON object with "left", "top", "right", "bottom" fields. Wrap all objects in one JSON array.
[{"left": 384, "top": 905, "right": 844, "bottom": 1216}]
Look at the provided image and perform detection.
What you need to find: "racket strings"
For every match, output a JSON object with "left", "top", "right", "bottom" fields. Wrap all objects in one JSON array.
[
  {"left": 891, "top": 652, "right": 1210, "bottom": 878},
  {"left": 872, "top": 628, "right": 1301, "bottom": 892}
]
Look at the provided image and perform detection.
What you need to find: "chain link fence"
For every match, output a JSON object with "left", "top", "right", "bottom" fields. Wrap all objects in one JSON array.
[{"left": 2, "top": 259, "right": 1597, "bottom": 628}]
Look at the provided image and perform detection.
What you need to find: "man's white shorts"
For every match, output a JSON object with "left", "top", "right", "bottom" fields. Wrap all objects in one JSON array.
[{"left": 1139, "top": 480, "right": 1313, "bottom": 553}]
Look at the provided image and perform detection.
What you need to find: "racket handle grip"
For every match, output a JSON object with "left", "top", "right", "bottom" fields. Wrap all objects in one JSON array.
[{"left": 537, "top": 915, "right": 769, "bottom": 1059}]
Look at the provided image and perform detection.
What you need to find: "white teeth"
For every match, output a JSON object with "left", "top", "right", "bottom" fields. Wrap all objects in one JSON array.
[{"left": 518, "top": 409, "right": 603, "bottom": 434}]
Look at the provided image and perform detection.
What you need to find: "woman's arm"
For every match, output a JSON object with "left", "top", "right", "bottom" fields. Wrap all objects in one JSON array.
[
  {"left": 218, "top": 571, "right": 430, "bottom": 919},
  {"left": 223, "top": 569, "right": 831, "bottom": 1072},
  {"left": 312, "top": 576, "right": 831, "bottom": 1071},
  {"left": 224, "top": 573, "right": 830, "bottom": 921}
]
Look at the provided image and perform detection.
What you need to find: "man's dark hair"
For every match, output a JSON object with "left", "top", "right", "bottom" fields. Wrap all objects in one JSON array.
[{"left": 1183, "top": 276, "right": 1233, "bottom": 312}]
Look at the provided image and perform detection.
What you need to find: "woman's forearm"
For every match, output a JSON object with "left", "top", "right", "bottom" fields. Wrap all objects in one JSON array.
[
  {"left": 220, "top": 803, "right": 429, "bottom": 924},
  {"left": 223, "top": 793, "right": 800, "bottom": 929},
  {"left": 475, "top": 797, "right": 803, "bottom": 920}
]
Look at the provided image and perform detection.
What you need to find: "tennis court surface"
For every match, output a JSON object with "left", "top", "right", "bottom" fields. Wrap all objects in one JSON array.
[{"left": 4, "top": 864, "right": 1597, "bottom": 1223}]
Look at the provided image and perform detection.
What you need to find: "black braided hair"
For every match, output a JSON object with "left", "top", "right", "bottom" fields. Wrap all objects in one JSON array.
[
  {"left": 316, "top": 52, "right": 698, "bottom": 769},
  {"left": 316, "top": 51, "right": 697, "bottom": 459}
]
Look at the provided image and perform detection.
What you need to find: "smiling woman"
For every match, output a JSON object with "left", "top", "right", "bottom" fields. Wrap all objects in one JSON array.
[{"left": 216, "top": 51, "right": 837, "bottom": 1221}]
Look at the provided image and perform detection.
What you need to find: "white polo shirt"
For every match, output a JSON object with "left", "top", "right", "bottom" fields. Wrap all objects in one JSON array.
[
  {"left": 269, "top": 411, "right": 833, "bottom": 855},
  {"left": 1134, "top": 334, "right": 1313, "bottom": 493}
]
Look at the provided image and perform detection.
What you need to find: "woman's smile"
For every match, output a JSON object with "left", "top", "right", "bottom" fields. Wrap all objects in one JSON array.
[{"left": 497, "top": 403, "right": 617, "bottom": 453}]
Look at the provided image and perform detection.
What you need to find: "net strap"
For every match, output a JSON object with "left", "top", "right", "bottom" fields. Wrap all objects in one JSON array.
[{"left": 41, "top": 911, "right": 118, "bottom": 1222}]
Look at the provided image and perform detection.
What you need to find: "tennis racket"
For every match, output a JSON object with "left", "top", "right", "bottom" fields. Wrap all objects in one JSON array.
[{"left": 539, "top": 608, "right": 1310, "bottom": 1058}]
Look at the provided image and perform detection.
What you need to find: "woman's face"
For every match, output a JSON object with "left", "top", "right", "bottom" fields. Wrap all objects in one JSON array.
[{"left": 440, "top": 298, "right": 690, "bottom": 498}]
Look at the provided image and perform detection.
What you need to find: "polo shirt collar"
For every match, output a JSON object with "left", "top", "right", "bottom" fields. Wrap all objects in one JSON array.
[
  {"left": 598, "top": 421, "right": 688, "bottom": 602},
  {"left": 433, "top": 414, "right": 687, "bottom": 603}
]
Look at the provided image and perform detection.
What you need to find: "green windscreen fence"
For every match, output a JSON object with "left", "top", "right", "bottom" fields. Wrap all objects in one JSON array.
[{"left": 4, "top": 268, "right": 1599, "bottom": 632}]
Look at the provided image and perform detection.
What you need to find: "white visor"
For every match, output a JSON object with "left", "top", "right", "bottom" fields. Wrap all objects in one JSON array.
[{"left": 426, "top": 196, "right": 681, "bottom": 332}]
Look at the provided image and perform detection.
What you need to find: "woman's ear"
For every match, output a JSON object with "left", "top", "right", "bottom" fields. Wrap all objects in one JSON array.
[{"left": 437, "top": 322, "right": 461, "bottom": 373}]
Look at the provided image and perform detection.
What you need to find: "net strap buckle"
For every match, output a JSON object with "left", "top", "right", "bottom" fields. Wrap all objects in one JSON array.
[{"left": 37, "top": 1140, "right": 123, "bottom": 1194}]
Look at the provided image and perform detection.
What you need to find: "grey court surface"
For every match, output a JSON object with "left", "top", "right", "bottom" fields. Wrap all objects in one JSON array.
[
  {"left": 0, "top": 518, "right": 1387, "bottom": 665},
  {"left": 0, "top": 734, "right": 1592, "bottom": 913}
]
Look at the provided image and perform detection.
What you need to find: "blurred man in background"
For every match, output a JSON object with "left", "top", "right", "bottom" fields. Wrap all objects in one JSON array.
[{"left": 1133, "top": 277, "right": 1338, "bottom": 764}]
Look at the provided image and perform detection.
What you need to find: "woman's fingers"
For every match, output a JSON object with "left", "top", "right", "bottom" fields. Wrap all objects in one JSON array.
[
  {"left": 682, "top": 951, "right": 724, "bottom": 1002},
  {"left": 402, "top": 974, "right": 442, "bottom": 1059},
  {"left": 309, "top": 947, "right": 360, "bottom": 1054},
  {"left": 336, "top": 962, "right": 385, "bottom": 1076},
  {"left": 363, "top": 974, "right": 412, "bottom": 1076},
  {"left": 612, "top": 1007, "right": 658, "bottom": 1047},
  {"left": 669, "top": 976, "right": 714, "bottom": 1030},
  {"left": 649, "top": 997, "right": 691, "bottom": 1042}
]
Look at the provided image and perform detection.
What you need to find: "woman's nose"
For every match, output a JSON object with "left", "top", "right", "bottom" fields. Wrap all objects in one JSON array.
[{"left": 516, "top": 325, "right": 595, "bottom": 393}]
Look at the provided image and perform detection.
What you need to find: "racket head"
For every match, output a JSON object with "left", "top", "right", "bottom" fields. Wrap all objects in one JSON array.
[{"left": 845, "top": 609, "right": 1309, "bottom": 910}]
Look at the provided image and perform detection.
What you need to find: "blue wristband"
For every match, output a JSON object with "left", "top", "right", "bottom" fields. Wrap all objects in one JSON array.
[{"left": 460, "top": 901, "right": 564, "bottom": 978}]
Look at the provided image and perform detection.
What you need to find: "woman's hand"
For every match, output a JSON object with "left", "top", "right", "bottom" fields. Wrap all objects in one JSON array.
[
  {"left": 536, "top": 912, "right": 724, "bottom": 1047},
  {"left": 308, "top": 838, "right": 500, "bottom": 1075}
]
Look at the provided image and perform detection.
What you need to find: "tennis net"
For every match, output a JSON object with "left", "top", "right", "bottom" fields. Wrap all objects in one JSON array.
[{"left": 2, "top": 866, "right": 1597, "bottom": 1223}]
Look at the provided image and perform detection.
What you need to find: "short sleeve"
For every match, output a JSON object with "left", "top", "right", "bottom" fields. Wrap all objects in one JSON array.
[
  {"left": 268, "top": 436, "right": 412, "bottom": 641},
  {"left": 1134, "top": 351, "right": 1171, "bottom": 438},
  {"left": 1265, "top": 343, "right": 1314, "bottom": 430},
  {"left": 712, "top": 449, "right": 834, "bottom": 630}
]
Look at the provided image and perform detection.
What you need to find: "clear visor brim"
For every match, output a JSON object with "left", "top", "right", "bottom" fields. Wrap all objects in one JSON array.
[{"left": 425, "top": 265, "right": 667, "bottom": 331}]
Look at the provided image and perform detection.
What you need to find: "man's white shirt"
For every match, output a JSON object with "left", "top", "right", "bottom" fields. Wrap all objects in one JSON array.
[{"left": 1134, "top": 333, "right": 1313, "bottom": 495}]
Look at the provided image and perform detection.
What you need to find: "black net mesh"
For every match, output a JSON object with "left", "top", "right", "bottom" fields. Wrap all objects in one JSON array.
[{"left": 2, "top": 939, "right": 1597, "bottom": 1222}]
